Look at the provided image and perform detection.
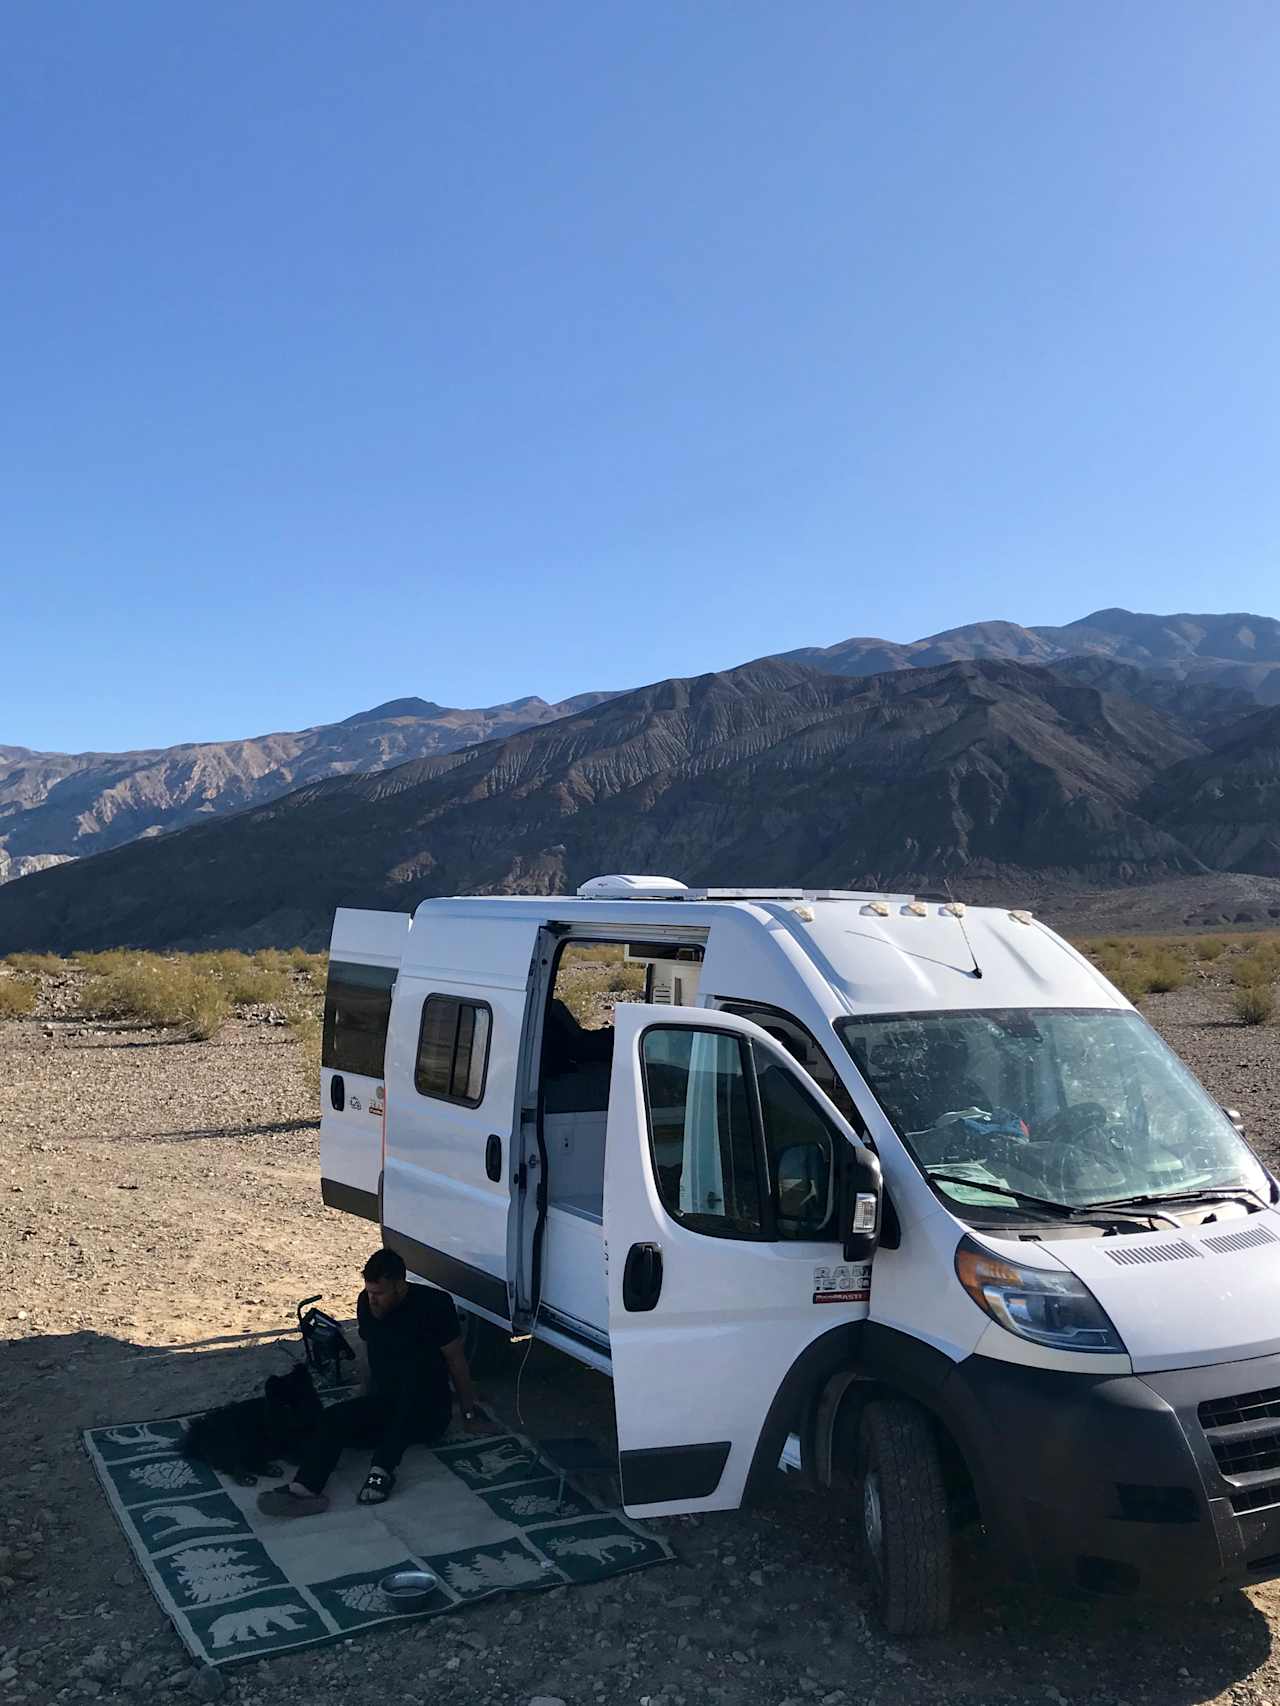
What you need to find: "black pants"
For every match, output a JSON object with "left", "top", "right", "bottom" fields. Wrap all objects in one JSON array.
[{"left": 294, "top": 1393, "right": 450, "bottom": 1494}]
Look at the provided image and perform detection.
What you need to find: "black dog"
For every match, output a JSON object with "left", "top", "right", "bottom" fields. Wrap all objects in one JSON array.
[{"left": 183, "top": 1363, "right": 323, "bottom": 1483}]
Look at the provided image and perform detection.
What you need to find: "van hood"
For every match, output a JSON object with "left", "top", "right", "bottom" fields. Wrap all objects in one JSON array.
[{"left": 1043, "top": 1213, "right": 1280, "bottom": 1374}]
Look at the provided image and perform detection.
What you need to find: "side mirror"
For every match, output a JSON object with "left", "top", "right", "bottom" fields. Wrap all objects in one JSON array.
[
  {"left": 776, "top": 1142, "right": 828, "bottom": 1232},
  {"left": 841, "top": 1145, "right": 883, "bottom": 1263},
  {"left": 1223, "top": 1106, "right": 1246, "bottom": 1137}
]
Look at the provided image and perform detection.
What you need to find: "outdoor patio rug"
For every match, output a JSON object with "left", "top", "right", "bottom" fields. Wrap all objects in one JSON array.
[{"left": 84, "top": 1406, "right": 672, "bottom": 1666}]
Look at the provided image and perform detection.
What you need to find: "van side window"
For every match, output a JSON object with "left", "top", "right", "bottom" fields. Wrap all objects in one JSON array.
[
  {"left": 642, "top": 1028, "right": 764, "bottom": 1237},
  {"left": 322, "top": 960, "right": 397, "bottom": 1078},
  {"left": 641, "top": 1025, "right": 843, "bottom": 1241},
  {"left": 415, "top": 996, "right": 492, "bottom": 1106}
]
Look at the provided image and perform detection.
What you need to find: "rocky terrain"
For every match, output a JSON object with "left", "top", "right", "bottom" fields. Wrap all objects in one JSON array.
[
  {"left": 5, "top": 649, "right": 1280, "bottom": 952},
  {"left": 3, "top": 953, "right": 1280, "bottom": 1706}
]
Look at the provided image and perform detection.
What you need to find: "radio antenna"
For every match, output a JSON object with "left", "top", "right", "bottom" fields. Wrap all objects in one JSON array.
[{"left": 943, "top": 879, "right": 983, "bottom": 979}]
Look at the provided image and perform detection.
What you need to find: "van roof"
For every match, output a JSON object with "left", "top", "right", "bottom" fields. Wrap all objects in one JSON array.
[{"left": 407, "top": 891, "right": 1121, "bottom": 1017}]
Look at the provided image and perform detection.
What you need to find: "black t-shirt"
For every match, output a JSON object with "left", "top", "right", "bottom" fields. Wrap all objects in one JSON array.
[{"left": 357, "top": 1284, "right": 460, "bottom": 1414}]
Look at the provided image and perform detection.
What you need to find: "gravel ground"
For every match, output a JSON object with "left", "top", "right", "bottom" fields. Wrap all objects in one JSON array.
[{"left": 3, "top": 960, "right": 1280, "bottom": 1706}]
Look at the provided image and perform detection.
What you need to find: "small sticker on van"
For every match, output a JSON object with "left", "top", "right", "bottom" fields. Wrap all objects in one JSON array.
[{"left": 813, "top": 1262, "right": 871, "bottom": 1304}]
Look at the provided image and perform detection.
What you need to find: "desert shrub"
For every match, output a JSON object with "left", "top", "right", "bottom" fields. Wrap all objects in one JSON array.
[
  {"left": 1096, "top": 956, "right": 1151, "bottom": 1004},
  {"left": 1196, "top": 937, "right": 1226, "bottom": 961},
  {"left": 1143, "top": 953, "right": 1186, "bottom": 994},
  {"left": 183, "top": 979, "right": 232, "bottom": 1040},
  {"left": 5, "top": 951, "right": 64, "bottom": 975},
  {"left": 188, "top": 949, "right": 249, "bottom": 978},
  {"left": 0, "top": 976, "right": 37, "bottom": 1018},
  {"left": 222, "top": 964, "right": 290, "bottom": 1007},
  {"left": 555, "top": 956, "right": 647, "bottom": 1028},
  {"left": 253, "top": 948, "right": 291, "bottom": 974},
  {"left": 1233, "top": 986, "right": 1275, "bottom": 1026},
  {"left": 78, "top": 959, "right": 230, "bottom": 1038},
  {"left": 284, "top": 1000, "right": 323, "bottom": 1074},
  {"left": 1234, "top": 954, "right": 1276, "bottom": 989},
  {"left": 74, "top": 949, "right": 136, "bottom": 975}
]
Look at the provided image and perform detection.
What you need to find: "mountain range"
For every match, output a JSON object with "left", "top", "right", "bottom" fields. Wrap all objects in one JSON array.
[
  {"left": 5, "top": 607, "right": 1278, "bottom": 890},
  {"left": 2, "top": 605, "right": 1279, "bottom": 951},
  {"left": 0, "top": 691, "right": 615, "bottom": 883}
]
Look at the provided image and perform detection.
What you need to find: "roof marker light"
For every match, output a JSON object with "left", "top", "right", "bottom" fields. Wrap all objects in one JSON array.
[
  {"left": 942, "top": 902, "right": 966, "bottom": 918},
  {"left": 903, "top": 901, "right": 928, "bottom": 917},
  {"left": 792, "top": 905, "right": 815, "bottom": 923},
  {"left": 1009, "top": 909, "right": 1034, "bottom": 925},
  {"left": 862, "top": 901, "right": 891, "bottom": 917}
]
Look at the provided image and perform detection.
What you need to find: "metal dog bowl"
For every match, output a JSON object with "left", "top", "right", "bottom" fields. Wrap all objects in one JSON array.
[{"left": 379, "top": 1568, "right": 439, "bottom": 1609}]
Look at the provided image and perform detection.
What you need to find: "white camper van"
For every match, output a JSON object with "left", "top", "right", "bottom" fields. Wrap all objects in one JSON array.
[{"left": 320, "top": 876, "right": 1280, "bottom": 1634}]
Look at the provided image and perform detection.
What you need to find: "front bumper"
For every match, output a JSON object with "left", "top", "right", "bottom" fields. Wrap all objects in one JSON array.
[{"left": 947, "top": 1349, "right": 1280, "bottom": 1598}]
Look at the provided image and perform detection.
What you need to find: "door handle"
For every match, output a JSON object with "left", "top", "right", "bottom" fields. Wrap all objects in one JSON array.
[
  {"left": 622, "top": 1242, "right": 663, "bottom": 1313},
  {"left": 330, "top": 1074, "right": 345, "bottom": 1113},
  {"left": 485, "top": 1134, "right": 503, "bottom": 1183}
]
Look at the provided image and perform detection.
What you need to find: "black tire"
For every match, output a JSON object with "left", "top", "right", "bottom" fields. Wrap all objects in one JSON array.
[
  {"left": 458, "top": 1307, "right": 509, "bottom": 1378},
  {"left": 855, "top": 1397, "right": 952, "bottom": 1637}
]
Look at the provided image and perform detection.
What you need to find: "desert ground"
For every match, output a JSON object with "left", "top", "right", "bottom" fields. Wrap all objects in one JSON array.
[{"left": 3, "top": 946, "right": 1280, "bottom": 1706}]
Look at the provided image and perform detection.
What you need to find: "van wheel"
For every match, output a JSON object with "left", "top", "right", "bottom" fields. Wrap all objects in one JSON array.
[
  {"left": 458, "top": 1308, "right": 508, "bottom": 1377},
  {"left": 856, "top": 1398, "right": 951, "bottom": 1636}
]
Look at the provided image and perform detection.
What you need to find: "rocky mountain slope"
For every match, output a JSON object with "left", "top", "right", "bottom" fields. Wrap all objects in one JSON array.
[
  {"left": 5, "top": 654, "right": 1271, "bottom": 952},
  {"left": 781, "top": 608, "right": 1280, "bottom": 702},
  {"left": 4, "top": 607, "right": 1276, "bottom": 884},
  {"left": 0, "top": 691, "right": 614, "bottom": 881}
]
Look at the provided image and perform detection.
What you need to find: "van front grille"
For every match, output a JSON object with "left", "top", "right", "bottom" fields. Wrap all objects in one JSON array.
[{"left": 1199, "top": 1387, "right": 1280, "bottom": 1486}]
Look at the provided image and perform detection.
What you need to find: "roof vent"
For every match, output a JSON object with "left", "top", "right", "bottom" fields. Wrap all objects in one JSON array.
[{"left": 576, "top": 874, "right": 689, "bottom": 901}]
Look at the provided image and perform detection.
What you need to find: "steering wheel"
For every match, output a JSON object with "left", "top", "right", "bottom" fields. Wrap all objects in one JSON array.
[
  {"left": 1038, "top": 1102, "right": 1111, "bottom": 1147},
  {"left": 1037, "top": 1102, "right": 1116, "bottom": 1197}
]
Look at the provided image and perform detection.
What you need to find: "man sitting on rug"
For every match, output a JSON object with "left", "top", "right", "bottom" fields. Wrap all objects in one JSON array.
[{"left": 258, "top": 1247, "right": 491, "bottom": 1517}]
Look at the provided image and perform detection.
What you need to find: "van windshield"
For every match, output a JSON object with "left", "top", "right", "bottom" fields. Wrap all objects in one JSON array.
[{"left": 835, "top": 1008, "right": 1267, "bottom": 1215}]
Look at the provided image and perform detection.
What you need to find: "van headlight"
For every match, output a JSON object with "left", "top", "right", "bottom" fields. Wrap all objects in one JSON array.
[{"left": 955, "top": 1236, "right": 1125, "bottom": 1354}]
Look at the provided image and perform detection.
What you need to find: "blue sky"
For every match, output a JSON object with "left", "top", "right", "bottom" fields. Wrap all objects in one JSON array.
[{"left": 5, "top": 1, "right": 1279, "bottom": 752}]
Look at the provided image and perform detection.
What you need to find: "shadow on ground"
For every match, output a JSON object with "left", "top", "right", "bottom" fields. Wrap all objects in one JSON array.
[{"left": 0, "top": 1322, "right": 1275, "bottom": 1706}]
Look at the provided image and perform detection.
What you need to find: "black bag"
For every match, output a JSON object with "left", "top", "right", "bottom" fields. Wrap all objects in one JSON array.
[
  {"left": 183, "top": 1361, "right": 323, "bottom": 1481},
  {"left": 296, "top": 1294, "right": 356, "bottom": 1385}
]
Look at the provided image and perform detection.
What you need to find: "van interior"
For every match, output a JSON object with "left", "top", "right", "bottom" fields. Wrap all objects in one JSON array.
[{"left": 540, "top": 942, "right": 705, "bottom": 1225}]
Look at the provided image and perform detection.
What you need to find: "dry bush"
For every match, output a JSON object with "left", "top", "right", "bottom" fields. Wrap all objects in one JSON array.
[
  {"left": 1144, "top": 953, "right": 1186, "bottom": 994},
  {"left": 1234, "top": 986, "right": 1276, "bottom": 1026},
  {"left": 284, "top": 999, "right": 323, "bottom": 1074},
  {"left": 555, "top": 956, "right": 647, "bottom": 1028},
  {"left": 5, "top": 951, "right": 64, "bottom": 975},
  {"left": 79, "top": 957, "right": 230, "bottom": 1039},
  {"left": 300, "top": 953, "right": 329, "bottom": 993},
  {"left": 1196, "top": 937, "right": 1226, "bottom": 961},
  {"left": 74, "top": 949, "right": 136, "bottom": 975},
  {"left": 253, "top": 948, "right": 292, "bottom": 975},
  {"left": 1234, "top": 955, "right": 1276, "bottom": 989},
  {"left": 0, "top": 976, "right": 37, "bottom": 1018},
  {"left": 223, "top": 964, "right": 290, "bottom": 1007},
  {"left": 188, "top": 950, "right": 250, "bottom": 979},
  {"left": 1093, "top": 951, "right": 1151, "bottom": 1004}
]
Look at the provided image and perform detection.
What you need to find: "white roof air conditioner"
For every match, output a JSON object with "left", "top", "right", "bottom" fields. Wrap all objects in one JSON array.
[{"left": 575, "top": 874, "right": 689, "bottom": 901}]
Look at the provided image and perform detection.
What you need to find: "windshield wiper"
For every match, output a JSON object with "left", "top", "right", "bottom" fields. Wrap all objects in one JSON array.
[
  {"left": 1086, "top": 1186, "right": 1267, "bottom": 1213},
  {"left": 926, "top": 1172, "right": 1090, "bottom": 1220}
]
